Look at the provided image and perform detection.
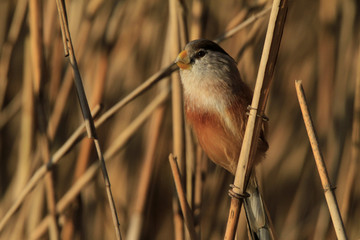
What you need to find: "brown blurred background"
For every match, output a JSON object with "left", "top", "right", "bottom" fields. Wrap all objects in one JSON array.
[{"left": 0, "top": 0, "right": 359, "bottom": 239}]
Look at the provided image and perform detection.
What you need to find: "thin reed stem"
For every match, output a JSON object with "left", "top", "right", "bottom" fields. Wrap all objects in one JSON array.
[
  {"left": 295, "top": 80, "right": 348, "bottom": 240},
  {"left": 224, "top": 0, "right": 288, "bottom": 239},
  {"left": 55, "top": 0, "right": 121, "bottom": 238},
  {"left": 214, "top": 6, "right": 271, "bottom": 44},
  {"left": 169, "top": 154, "right": 197, "bottom": 240}
]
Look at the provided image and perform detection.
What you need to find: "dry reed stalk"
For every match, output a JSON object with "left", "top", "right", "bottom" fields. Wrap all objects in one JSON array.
[
  {"left": 29, "top": 90, "right": 169, "bottom": 239},
  {"left": 177, "top": 0, "right": 189, "bottom": 47},
  {"left": 295, "top": 80, "right": 348, "bottom": 240},
  {"left": 193, "top": 146, "right": 205, "bottom": 236},
  {"left": 190, "top": 0, "right": 204, "bottom": 40},
  {"left": 0, "top": 0, "right": 27, "bottom": 110},
  {"left": 225, "top": 9, "right": 247, "bottom": 31},
  {"left": 214, "top": 6, "right": 271, "bottom": 44},
  {"left": 43, "top": 0, "right": 57, "bottom": 50},
  {"left": 63, "top": 48, "right": 109, "bottom": 239},
  {"left": 126, "top": 17, "right": 173, "bottom": 239},
  {"left": 169, "top": 0, "right": 187, "bottom": 239},
  {"left": 126, "top": 106, "right": 166, "bottom": 240},
  {"left": 74, "top": 50, "right": 108, "bottom": 185},
  {"left": 0, "top": 1, "right": 9, "bottom": 45},
  {"left": 169, "top": 154, "right": 197, "bottom": 240},
  {"left": 47, "top": 16, "right": 93, "bottom": 139},
  {"left": 48, "top": 36, "right": 63, "bottom": 103},
  {"left": 316, "top": 0, "right": 336, "bottom": 136},
  {"left": 185, "top": 124, "right": 195, "bottom": 206},
  {"left": 55, "top": 0, "right": 95, "bottom": 136},
  {"left": 102, "top": 91, "right": 167, "bottom": 158},
  {"left": 278, "top": 143, "right": 309, "bottom": 239},
  {"left": 315, "top": 1, "right": 356, "bottom": 238},
  {"left": 186, "top": 0, "right": 204, "bottom": 217},
  {"left": 55, "top": 0, "right": 121, "bottom": 238},
  {"left": 169, "top": 0, "right": 186, "bottom": 186},
  {"left": 187, "top": 0, "right": 204, "bottom": 222},
  {"left": 340, "top": 43, "right": 360, "bottom": 224},
  {"left": 26, "top": 180, "right": 45, "bottom": 237},
  {"left": 97, "top": 63, "right": 177, "bottom": 125},
  {"left": 5, "top": 178, "right": 43, "bottom": 239},
  {"left": 327, "top": 0, "right": 356, "bottom": 188},
  {"left": 224, "top": 0, "right": 288, "bottom": 239},
  {"left": 0, "top": 91, "right": 21, "bottom": 129},
  {"left": 29, "top": 0, "right": 60, "bottom": 238},
  {"left": 202, "top": 170, "right": 230, "bottom": 239},
  {"left": 29, "top": 0, "right": 43, "bottom": 94},
  {"left": 11, "top": 39, "right": 33, "bottom": 200},
  {"left": 47, "top": 0, "right": 104, "bottom": 135}
]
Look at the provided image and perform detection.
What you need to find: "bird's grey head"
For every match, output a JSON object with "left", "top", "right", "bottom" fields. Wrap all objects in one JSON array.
[
  {"left": 175, "top": 39, "right": 242, "bottom": 112},
  {"left": 175, "top": 39, "right": 241, "bottom": 89}
]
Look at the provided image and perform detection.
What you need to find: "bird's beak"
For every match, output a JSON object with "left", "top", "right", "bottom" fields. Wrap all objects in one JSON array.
[{"left": 175, "top": 50, "right": 191, "bottom": 70}]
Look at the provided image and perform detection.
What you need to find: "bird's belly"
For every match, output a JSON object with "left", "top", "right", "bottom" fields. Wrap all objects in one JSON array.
[{"left": 186, "top": 110, "right": 240, "bottom": 174}]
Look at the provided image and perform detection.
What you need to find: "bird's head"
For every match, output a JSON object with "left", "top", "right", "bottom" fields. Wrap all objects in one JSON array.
[
  {"left": 175, "top": 39, "right": 230, "bottom": 70},
  {"left": 175, "top": 39, "right": 244, "bottom": 112}
]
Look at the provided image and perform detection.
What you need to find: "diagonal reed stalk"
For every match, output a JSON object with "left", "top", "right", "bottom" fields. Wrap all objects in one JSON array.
[
  {"left": 54, "top": 0, "right": 121, "bottom": 238},
  {"left": 224, "top": 0, "right": 288, "bottom": 239},
  {"left": 295, "top": 80, "right": 348, "bottom": 240}
]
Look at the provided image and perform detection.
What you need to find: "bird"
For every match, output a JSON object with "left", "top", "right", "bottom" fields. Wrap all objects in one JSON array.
[{"left": 175, "top": 39, "right": 272, "bottom": 239}]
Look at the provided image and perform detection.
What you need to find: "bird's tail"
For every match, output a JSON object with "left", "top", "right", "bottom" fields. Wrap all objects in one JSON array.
[{"left": 244, "top": 173, "right": 274, "bottom": 240}]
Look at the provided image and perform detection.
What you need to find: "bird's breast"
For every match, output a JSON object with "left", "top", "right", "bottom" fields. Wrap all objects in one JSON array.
[{"left": 185, "top": 106, "right": 241, "bottom": 174}]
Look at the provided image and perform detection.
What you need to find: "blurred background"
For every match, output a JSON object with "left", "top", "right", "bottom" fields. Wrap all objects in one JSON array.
[{"left": 0, "top": 0, "right": 359, "bottom": 239}]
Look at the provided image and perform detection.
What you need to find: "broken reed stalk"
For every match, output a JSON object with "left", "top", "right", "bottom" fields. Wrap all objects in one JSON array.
[
  {"left": 295, "top": 80, "right": 348, "bottom": 240},
  {"left": 169, "top": 154, "right": 197, "bottom": 240},
  {"left": 0, "top": 8, "right": 271, "bottom": 234},
  {"left": 224, "top": 0, "right": 288, "bottom": 239},
  {"left": 54, "top": 0, "right": 121, "bottom": 239}
]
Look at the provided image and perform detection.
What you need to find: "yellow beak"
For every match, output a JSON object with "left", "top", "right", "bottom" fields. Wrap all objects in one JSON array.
[{"left": 175, "top": 50, "right": 191, "bottom": 70}]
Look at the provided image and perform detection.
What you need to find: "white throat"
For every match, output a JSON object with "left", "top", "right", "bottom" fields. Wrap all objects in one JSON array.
[{"left": 180, "top": 69, "right": 231, "bottom": 114}]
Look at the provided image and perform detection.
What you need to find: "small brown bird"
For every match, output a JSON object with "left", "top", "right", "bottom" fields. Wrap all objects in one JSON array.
[{"left": 175, "top": 39, "right": 271, "bottom": 239}]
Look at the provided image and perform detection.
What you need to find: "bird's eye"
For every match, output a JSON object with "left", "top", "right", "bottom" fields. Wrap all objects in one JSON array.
[{"left": 195, "top": 50, "right": 206, "bottom": 58}]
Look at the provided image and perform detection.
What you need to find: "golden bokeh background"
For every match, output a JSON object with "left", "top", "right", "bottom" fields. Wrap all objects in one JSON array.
[{"left": 0, "top": 0, "right": 359, "bottom": 239}]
